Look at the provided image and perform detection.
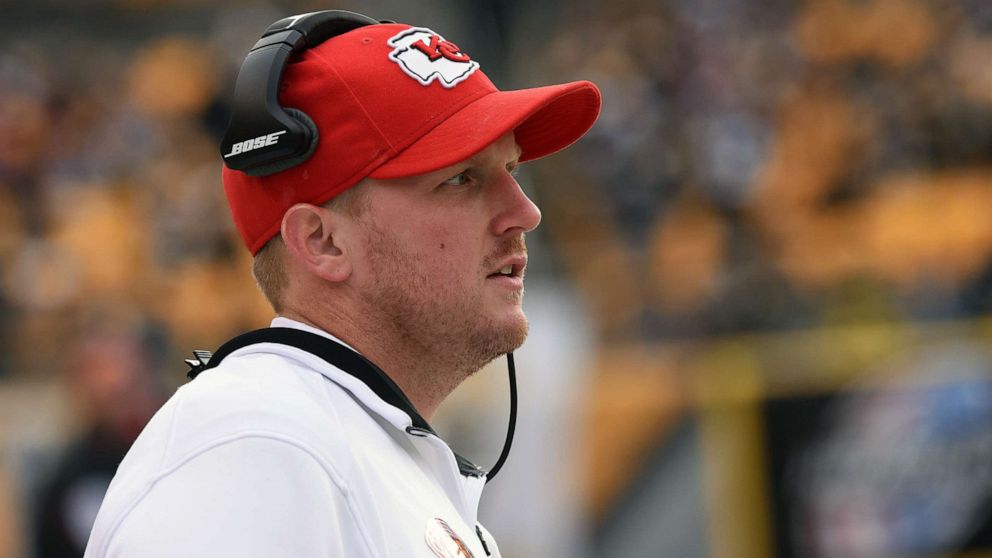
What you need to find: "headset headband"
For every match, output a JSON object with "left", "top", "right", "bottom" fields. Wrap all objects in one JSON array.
[{"left": 220, "top": 10, "right": 383, "bottom": 176}]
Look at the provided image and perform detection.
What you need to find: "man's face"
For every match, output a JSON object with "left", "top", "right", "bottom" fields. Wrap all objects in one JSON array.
[{"left": 346, "top": 132, "right": 541, "bottom": 372}]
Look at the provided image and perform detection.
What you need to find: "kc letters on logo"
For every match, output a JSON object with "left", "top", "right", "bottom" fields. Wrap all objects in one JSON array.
[{"left": 388, "top": 27, "right": 480, "bottom": 88}]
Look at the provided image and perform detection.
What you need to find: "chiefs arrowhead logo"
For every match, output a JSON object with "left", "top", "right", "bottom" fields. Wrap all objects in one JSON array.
[
  {"left": 424, "top": 517, "right": 475, "bottom": 558},
  {"left": 387, "top": 27, "right": 480, "bottom": 88}
]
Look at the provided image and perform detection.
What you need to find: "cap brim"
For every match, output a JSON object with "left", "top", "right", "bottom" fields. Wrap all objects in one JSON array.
[{"left": 368, "top": 80, "right": 601, "bottom": 179}]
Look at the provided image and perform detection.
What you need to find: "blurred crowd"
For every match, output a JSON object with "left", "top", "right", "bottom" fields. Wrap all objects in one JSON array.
[
  {"left": 1, "top": 0, "right": 991, "bottom": 556},
  {"left": 2, "top": 0, "right": 991, "bottom": 374},
  {"left": 2, "top": 11, "right": 271, "bottom": 385},
  {"left": 528, "top": 0, "right": 992, "bottom": 340}
]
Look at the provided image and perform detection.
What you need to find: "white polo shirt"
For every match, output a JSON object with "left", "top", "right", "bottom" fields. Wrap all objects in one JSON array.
[{"left": 84, "top": 317, "right": 501, "bottom": 558}]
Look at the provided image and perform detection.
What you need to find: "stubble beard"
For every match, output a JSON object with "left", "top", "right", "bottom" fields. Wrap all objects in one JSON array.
[{"left": 360, "top": 221, "right": 529, "bottom": 396}]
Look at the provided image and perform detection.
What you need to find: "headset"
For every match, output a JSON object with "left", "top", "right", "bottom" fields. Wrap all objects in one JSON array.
[
  {"left": 215, "top": 11, "right": 518, "bottom": 482},
  {"left": 219, "top": 10, "right": 386, "bottom": 176}
]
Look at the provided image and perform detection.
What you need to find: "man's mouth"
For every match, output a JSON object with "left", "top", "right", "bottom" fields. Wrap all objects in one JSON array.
[{"left": 487, "top": 257, "right": 526, "bottom": 279}]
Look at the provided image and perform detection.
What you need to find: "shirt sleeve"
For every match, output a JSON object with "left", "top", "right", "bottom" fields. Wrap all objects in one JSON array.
[{"left": 103, "top": 436, "right": 377, "bottom": 558}]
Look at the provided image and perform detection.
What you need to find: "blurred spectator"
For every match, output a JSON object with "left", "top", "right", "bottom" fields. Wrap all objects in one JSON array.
[{"left": 31, "top": 328, "right": 165, "bottom": 558}]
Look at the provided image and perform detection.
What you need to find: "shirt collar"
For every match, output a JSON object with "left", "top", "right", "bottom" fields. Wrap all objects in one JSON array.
[
  {"left": 263, "top": 317, "right": 487, "bottom": 480},
  {"left": 267, "top": 316, "right": 432, "bottom": 432},
  {"left": 270, "top": 316, "right": 354, "bottom": 348}
]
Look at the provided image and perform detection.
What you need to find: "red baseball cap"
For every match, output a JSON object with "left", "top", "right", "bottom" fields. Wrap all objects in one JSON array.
[{"left": 223, "top": 23, "right": 601, "bottom": 254}]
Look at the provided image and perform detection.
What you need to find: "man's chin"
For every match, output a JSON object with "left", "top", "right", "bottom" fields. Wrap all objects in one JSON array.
[{"left": 491, "top": 312, "right": 529, "bottom": 355}]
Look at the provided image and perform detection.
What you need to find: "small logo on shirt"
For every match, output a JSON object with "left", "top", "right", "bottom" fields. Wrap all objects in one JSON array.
[
  {"left": 425, "top": 517, "right": 475, "bottom": 558},
  {"left": 387, "top": 27, "right": 480, "bottom": 88}
]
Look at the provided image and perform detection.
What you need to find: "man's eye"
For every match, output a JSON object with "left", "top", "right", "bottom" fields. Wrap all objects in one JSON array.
[{"left": 441, "top": 171, "right": 471, "bottom": 187}]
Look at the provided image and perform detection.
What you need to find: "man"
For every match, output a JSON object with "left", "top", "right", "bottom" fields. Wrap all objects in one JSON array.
[{"left": 85, "top": 10, "right": 599, "bottom": 558}]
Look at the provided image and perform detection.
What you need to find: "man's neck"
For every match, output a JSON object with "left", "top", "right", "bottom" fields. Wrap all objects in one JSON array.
[{"left": 278, "top": 306, "right": 472, "bottom": 420}]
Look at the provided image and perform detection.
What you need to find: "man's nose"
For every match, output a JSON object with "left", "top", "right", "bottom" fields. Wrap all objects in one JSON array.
[{"left": 490, "top": 173, "right": 542, "bottom": 236}]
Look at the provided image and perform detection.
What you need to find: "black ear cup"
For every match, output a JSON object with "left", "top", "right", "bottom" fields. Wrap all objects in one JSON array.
[
  {"left": 243, "top": 108, "right": 319, "bottom": 177},
  {"left": 221, "top": 10, "right": 382, "bottom": 177}
]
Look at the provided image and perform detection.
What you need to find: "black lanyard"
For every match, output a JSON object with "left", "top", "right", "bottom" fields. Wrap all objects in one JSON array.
[{"left": 184, "top": 327, "right": 516, "bottom": 482}]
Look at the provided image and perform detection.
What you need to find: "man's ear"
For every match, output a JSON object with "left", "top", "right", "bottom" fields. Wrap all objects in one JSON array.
[{"left": 280, "top": 203, "right": 352, "bottom": 283}]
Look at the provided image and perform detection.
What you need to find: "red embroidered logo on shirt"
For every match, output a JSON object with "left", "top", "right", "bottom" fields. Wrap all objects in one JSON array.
[{"left": 425, "top": 517, "right": 475, "bottom": 558}]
